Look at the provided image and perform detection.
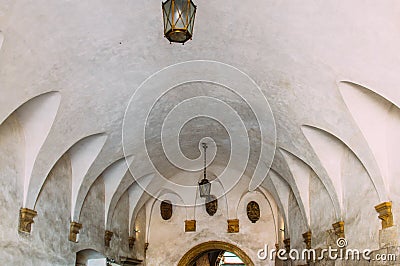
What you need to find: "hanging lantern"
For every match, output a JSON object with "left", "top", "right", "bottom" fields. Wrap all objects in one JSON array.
[
  {"left": 162, "top": 0, "right": 197, "bottom": 44},
  {"left": 198, "top": 143, "right": 211, "bottom": 198},
  {"left": 199, "top": 177, "right": 211, "bottom": 198}
]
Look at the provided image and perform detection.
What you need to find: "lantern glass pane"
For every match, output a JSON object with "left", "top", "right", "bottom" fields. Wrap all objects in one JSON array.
[
  {"left": 188, "top": 15, "right": 193, "bottom": 35},
  {"left": 174, "top": 12, "right": 184, "bottom": 29},
  {"left": 199, "top": 182, "right": 211, "bottom": 197},
  {"left": 163, "top": 0, "right": 172, "bottom": 33},
  {"left": 182, "top": 1, "right": 189, "bottom": 25},
  {"left": 199, "top": 185, "right": 205, "bottom": 197},
  {"left": 188, "top": 1, "right": 196, "bottom": 34},
  {"left": 163, "top": 10, "right": 168, "bottom": 31},
  {"left": 174, "top": 0, "right": 185, "bottom": 11},
  {"left": 174, "top": 0, "right": 187, "bottom": 29},
  {"left": 189, "top": 1, "right": 196, "bottom": 17}
]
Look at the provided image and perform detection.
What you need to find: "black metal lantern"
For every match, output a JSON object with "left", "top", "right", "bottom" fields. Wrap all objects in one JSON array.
[
  {"left": 198, "top": 143, "right": 211, "bottom": 198},
  {"left": 162, "top": 0, "right": 197, "bottom": 44},
  {"left": 199, "top": 177, "right": 211, "bottom": 198}
]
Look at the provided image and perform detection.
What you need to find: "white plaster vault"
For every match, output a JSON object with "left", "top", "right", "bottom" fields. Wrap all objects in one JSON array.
[{"left": 0, "top": 1, "right": 399, "bottom": 265}]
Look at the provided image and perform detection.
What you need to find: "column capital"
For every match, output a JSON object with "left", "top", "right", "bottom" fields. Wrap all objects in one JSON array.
[
  {"left": 283, "top": 238, "right": 290, "bottom": 253},
  {"left": 332, "top": 221, "right": 345, "bottom": 238},
  {"left": 18, "top": 208, "right": 37, "bottom": 233},
  {"left": 375, "top": 202, "right": 394, "bottom": 229},
  {"left": 302, "top": 231, "right": 312, "bottom": 249},
  {"left": 128, "top": 236, "right": 136, "bottom": 249},
  {"left": 104, "top": 230, "right": 113, "bottom": 247},
  {"left": 69, "top": 221, "right": 82, "bottom": 242}
]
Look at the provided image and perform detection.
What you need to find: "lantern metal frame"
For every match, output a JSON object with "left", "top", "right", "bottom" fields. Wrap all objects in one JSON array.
[{"left": 162, "top": 0, "right": 197, "bottom": 44}]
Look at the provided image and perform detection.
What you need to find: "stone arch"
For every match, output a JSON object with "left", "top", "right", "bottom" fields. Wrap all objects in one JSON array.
[
  {"left": 177, "top": 241, "right": 254, "bottom": 266},
  {"left": 1, "top": 91, "right": 62, "bottom": 208},
  {"left": 75, "top": 248, "right": 105, "bottom": 265}
]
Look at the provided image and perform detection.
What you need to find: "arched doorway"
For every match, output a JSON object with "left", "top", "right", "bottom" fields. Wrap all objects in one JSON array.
[
  {"left": 75, "top": 249, "right": 105, "bottom": 265},
  {"left": 178, "top": 241, "right": 254, "bottom": 266}
]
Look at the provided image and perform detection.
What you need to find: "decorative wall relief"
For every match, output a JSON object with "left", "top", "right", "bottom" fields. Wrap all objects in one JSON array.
[
  {"left": 160, "top": 200, "right": 172, "bottom": 220},
  {"left": 247, "top": 201, "right": 260, "bottom": 223},
  {"left": 185, "top": 220, "right": 196, "bottom": 232},
  {"left": 227, "top": 219, "right": 239, "bottom": 233},
  {"left": 205, "top": 195, "right": 218, "bottom": 216}
]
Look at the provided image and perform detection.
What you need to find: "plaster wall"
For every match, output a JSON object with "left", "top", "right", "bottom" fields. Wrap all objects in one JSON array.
[
  {"left": 0, "top": 112, "right": 75, "bottom": 265},
  {"left": 146, "top": 181, "right": 278, "bottom": 266},
  {"left": 309, "top": 171, "right": 336, "bottom": 249},
  {"left": 0, "top": 113, "right": 146, "bottom": 264}
]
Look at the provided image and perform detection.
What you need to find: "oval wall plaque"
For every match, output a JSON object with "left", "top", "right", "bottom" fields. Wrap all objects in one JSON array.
[
  {"left": 205, "top": 195, "right": 218, "bottom": 216},
  {"left": 247, "top": 201, "right": 260, "bottom": 223},
  {"left": 160, "top": 200, "right": 173, "bottom": 220}
]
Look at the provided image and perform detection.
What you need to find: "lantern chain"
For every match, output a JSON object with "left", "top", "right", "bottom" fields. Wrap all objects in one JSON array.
[{"left": 202, "top": 142, "right": 207, "bottom": 180}]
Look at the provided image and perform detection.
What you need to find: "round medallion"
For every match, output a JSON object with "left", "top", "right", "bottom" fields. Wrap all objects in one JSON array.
[{"left": 247, "top": 201, "right": 260, "bottom": 223}]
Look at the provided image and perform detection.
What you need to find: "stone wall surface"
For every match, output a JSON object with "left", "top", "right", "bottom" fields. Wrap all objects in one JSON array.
[{"left": 0, "top": 114, "right": 146, "bottom": 265}]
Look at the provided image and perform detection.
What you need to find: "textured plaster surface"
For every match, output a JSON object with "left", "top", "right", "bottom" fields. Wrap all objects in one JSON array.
[
  {"left": 0, "top": 1, "right": 400, "bottom": 265},
  {"left": 108, "top": 191, "right": 130, "bottom": 260},
  {"left": 146, "top": 178, "right": 277, "bottom": 266}
]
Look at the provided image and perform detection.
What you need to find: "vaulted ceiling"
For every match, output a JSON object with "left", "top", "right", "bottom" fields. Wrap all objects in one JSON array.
[{"left": 1, "top": 0, "right": 399, "bottom": 233}]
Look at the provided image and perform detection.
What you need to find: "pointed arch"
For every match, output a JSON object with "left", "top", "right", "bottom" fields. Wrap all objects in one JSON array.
[
  {"left": 102, "top": 156, "right": 134, "bottom": 228},
  {"left": 1, "top": 91, "right": 62, "bottom": 208},
  {"left": 339, "top": 80, "right": 399, "bottom": 200},
  {"left": 279, "top": 148, "right": 341, "bottom": 221}
]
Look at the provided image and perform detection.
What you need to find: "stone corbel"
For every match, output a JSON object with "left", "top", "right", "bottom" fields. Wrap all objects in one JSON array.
[
  {"left": 332, "top": 221, "right": 345, "bottom": 238},
  {"left": 303, "top": 231, "right": 312, "bottom": 264},
  {"left": 104, "top": 230, "right": 113, "bottom": 247},
  {"left": 302, "top": 231, "right": 312, "bottom": 249},
  {"left": 69, "top": 221, "right": 82, "bottom": 242},
  {"left": 375, "top": 202, "right": 394, "bottom": 229},
  {"left": 128, "top": 236, "right": 136, "bottom": 249},
  {"left": 283, "top": 238, "right": 290, "bottom": 253},
  {"left": 227, "top": 219, "right": 239, "bottom": 233},
  {"left": 18, "top": 208, "right": 37, "bottom": 233},
  {"left": 185, "top": 220, "right": 196, "bottom": 232}
]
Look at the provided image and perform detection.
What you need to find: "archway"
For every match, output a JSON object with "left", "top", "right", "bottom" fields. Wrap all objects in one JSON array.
[
  {"left": 177, "top": 241, "right": 254, "bottom": 266},
  {"left": 75, "top": 249, "right": 105, "bottom": 265}
]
